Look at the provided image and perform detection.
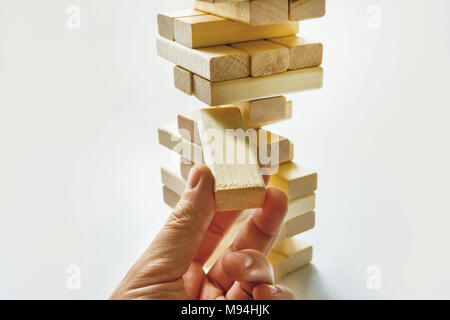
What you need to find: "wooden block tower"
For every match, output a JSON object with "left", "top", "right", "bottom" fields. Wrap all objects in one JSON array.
[{"left": 156, "top": 0, "right": 325, "bottom": 283}]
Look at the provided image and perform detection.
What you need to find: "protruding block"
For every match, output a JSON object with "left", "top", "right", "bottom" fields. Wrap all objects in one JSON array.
[
  {"left": 198, "top": 107, "right": 266, "bottom": 211},
  {"left": 231, "top": 40, "right": 289, "bottom": 77},
  {"left": 174, "top": 14, "right": 299, "bottom": 48},
  {"left": 269, "top": 36, "right": 323, "bottom": 70},
  {"left": 193, "top": 67, "right": 323, "bottom": 106},
  {"left": 157, "top": 9, "right": 207, "bottom": 40},
  {"left": 157, "top": 36, "right": 249, "bottom": 82},
  {"left": 270, "top": 238, "right": 313, "bottom": 282},
  {"left": 289, "top": 0, "right": 326, "bottom": 21},
  {"left": 194, "top": 0, "right": 288, "bottom": 26},
  {"left": 180, "top": 158, "right": 195, "bottom": 180},
  {"left": 158, "top": 123, "right": 204, "bottom": 164},
  {"left": 162, "top": 185, "right": 181, "bottom": 208},
  {"left": 174, "top": 66, "right": 193, "bottom": 95},
  {"left": 269, "top": 162, "right": 318, "bottom": 200},
  {"left": 161, "top": 166, "right": 187, "bottom": 196},
  {"left": 234, "top": 96, "right": 287, "bottom": 128}
]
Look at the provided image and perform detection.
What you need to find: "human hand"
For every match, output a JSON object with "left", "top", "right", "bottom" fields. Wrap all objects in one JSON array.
[{"left": 110, "top": 164, "right": 295, "bottom": 300}]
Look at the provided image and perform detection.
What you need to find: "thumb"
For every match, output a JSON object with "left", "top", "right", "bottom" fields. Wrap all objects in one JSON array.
[{"left": 144, "top": 164, "right": 216, "bottom": 283}]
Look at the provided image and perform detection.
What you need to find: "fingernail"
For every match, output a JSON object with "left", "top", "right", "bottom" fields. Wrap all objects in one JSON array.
[
  {"left": 235, "top": 252, "right": 253, "bottom": 268},
  {"left": 268, "top": 285, "right": 282, "bottom": 295},
  {"left": 187, "top": 167, "right": 201, "bottom": 189}
]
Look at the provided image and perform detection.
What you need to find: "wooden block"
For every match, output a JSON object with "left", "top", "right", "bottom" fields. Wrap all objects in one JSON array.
[
  {"left": 174, "top": 66, "right": 193, "bottom": 95},
  {"left": 157, "top": 9, "right": 207, "bottom": 40},
  {"left": 178, "top": 110, "right": 292, "bottom": 167},
  {"left": 162, "top": 185, "right": 181, "bottom": 208},
  {"left": 231, "top": 40, "right": 289, "bottom": 77},
  {"left": 174, "top": 14, "right": 298, "bottom": 48},
  {"left": 193, "top": 67, "right": 323, "bottom": 106},
  {"left": 289, "top": 0, "right": 326, "bottom": 21},
  {"left": 194, "top": 0, "right": 288, "bottom": 26},
  {"left": 198, "top": 108, "right": 266, "bottom": 211},
  {"left": 161, "top": 166, "right": 186, "bottom": 195},
  {"left": 180, "top": 158, "right": 195, "bottom": 181},
  {"left": 158, "top": 123, "right": 204, "bottom": 164},
  {"left": 270, "top": 238, "right": 313, "bottom": 282},
  {"left": 286, "top": 211, "right": 315, "bottom": 238},
  {"left": 157, "top": 36, "right": 249, "bottom": 82},
  {"left": 268, "top": 162, "right": 317, "bottom": 200},
  {"left": 269, "top": 36, "right": 323, "bottom": 70},
  {"left": 286, "top": 193, "right": 316, "bottom": 220},
  {"left": 235, "top": 96, "right": 286, "bottom": 127}
]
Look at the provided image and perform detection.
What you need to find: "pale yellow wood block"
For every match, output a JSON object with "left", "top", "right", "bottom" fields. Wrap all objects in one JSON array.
[
  {"left": 237, "top": 99, "right": 293, "bottom": 128},
  {"left": 161, "top": 166, "right": 186, "bottom": 195},
  {"left": 194, "top": 0, "right": 288, "bottom": 26},
  {"left": 174, "top": 66, "right": 193, "bottom": 95},
  {"left": 158, "top": 123, "right": 204, "bottom": 164},
  {"left": 270, "top": 238, "right": 313, "bottom": 282},
  {"left": 269, "top": 162, "right": 317, "bottom": 200},
  {"left": 198, "top": 107, "right": 266, "bottom": 211},
  {"left": 231, "top": 40, "right": 289, "bottom": 77},
  {"left": 285, "top": 211, "right": 315, "bottom": 238},
  {"left": 286, "top": 193, "right": 316, "bottom": 220},
  {"left": 269, "top": 36, "right": 323, "bottom": 70},
  {"left": 193, "top": 67, "right": 323, "bottom": 106},
  {"left": 162, "top": 185, "right": 181, "bottom": 208},
  {"left": 180, "top": 158, "right": 195, "bottom": 180},
  {"left": 157, "top": 36, "right": 249, "bottom": 82},
  {"left": 157, "top": 9, "right": 207, "bottom": 40},
  {"left": 290, "top": 0, "right": 326, "bottom": 21},
  {"left": 174, "top": 14, "right": 298, "bottom": 48}
]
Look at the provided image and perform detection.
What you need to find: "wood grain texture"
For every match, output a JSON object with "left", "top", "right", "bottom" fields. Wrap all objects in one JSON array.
[
  {"left": 174, "top": 66, "right": 193, "bottom": 95},
  {"left": 236, "top": 99, "right": 293, "bottom": 128},
  {"left": 289, "top": 0, "right": 326, "bottom": 21},
  {"left": 194, "top": 0, "right": 288, "bottom": 26},
  {"left": 198, "top": 107, "right": 266, "bottom": 211},
  {"left": 174, "top": 14, "right": 298, "bottom": 48},
  {"left": 157, "top": 9, "right": 207, "bottom": 40},
  {"left": 193, "top": 67, "right": 323, "bottom": 106},
  {"left": 269, "top": 36, "right": 323, "bottom": 70},
  {"left": 231, "top": 40, "right": 289, "bottom": 77},
  {"left": 269, "top": 162, "right": 318, "bottom": 200},
  {"left": 157, "top": 36, "right": 249, "bottom": 82}
]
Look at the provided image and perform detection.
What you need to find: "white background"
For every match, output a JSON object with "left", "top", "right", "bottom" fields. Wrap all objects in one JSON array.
[{"left": 1, "top": 0, "right": 450, "bottom": 299}]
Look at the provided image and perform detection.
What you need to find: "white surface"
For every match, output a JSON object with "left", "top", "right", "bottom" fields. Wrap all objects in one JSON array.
[{"left": 1, "top": 0, "right": 450, "bottom": 299}]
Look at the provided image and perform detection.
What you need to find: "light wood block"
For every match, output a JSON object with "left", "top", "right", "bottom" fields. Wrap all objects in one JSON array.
[
  {"left": 286, "top": 193, "right": 316, "bottom": 220},
  {"left": 193, "top": 67, "right": 323, "bottom": 106},
  {"left": 174, "top": 14, "right": 298, "bottom": 48},
  {"left": 198, "top": 107, "right": 266, "bottom": 211},
  {"left": 231, "top": 40, "right": 289, "bottom": 77},
  {"left": 268, "top": 162, "right": 317, "bottom": 200},
  {"left": 157, "top": 36, "right": 249, "bottom": 82},
  {"left": 270, "top": 238, "right": 313, "bottom": 282},
  {"left": 194, "top": 0, "right": 288, "bottom": 26},
  {"left": 161, "top": 165, "right": 187, "bottom": 196},
  {"left": 158, "top": 123, "right": 204, "bottom": 164},
  {"left": 157, "top": 9, "right": 207, "bottom": 40},
  {"left": 234, "top": 96, "right": 286, "bottom": 128},
  {"left": 289, "top": 0, "right": 326, "bottom": 21},
  {"left": 178, "top": 110, "right": 292, "bottom": 167},
  {"left": 269, "top": 36, "right": 323, "bottom": 70},
  {"left": 162, "top": 185, "right": 181, "bottom": 208},
  {"left": 174, "top": 66, "right": 193, "bottom": 95},
  {"left": 180, "top": 158, "right": 195, "bottom": 181}
]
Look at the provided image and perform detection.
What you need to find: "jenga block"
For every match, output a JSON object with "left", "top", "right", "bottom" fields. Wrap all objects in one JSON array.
[
  {"left": 269, "top": 162, "right": 317, "bottom": 200},
  {"left": 270, "top": 238, "right": 313, "bottom": 282},
  {"left": 157, "top": 37, "right": 249, "bottom": 82},
  {"left": 158, "top": 123, "right": 204, "bottom": 164},
  {"left": 285, "top": 211, "right": 315, "bottom": 238},
  {"left": 289, "top": 0, "right": 326, "bottom": 21},
  {"left": 231, "top": 40, "right": 289, "bottom": 77},
  {"left": 198, "top": 107, "right": 266, "bottom": 211},
  {"left": 234, "top": 96, "right": 286, "bottom": 128},
  {"left": 286, "top": 193, "right": 316, "bottom": 220},
  {"left": 194, "top": 0, "right": 288, "bottom": 26},
  {"left": 193, "top": 67, "right": 323, "bottom": 106},
  {"left": 174, "top": 66, "right": 193, "bottom": 95},
  {"left": 157, "top": 9, "right": 207, "bottom": 40},
  {"left": 178, "top": 111, "right": 292, "bottom": 167},
  {"left": 174, "top": 15, "right": 298, "bottom": 48},
  {"left": 269, "top": 36, "right": 323, "bottom": 70},
  {"left": 161, "top": 166, "right": 186, "bottom": 195},
  {"left": 162, "top": 185, "right": 181, "bottom": 208},
  {"left": 180, "top": 158, "right": 195, "bottom": 180}
]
